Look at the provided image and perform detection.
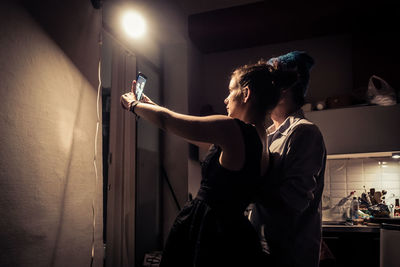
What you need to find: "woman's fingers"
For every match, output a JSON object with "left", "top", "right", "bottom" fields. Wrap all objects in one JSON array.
[
  {"left": 142, "top": 94, "right": 150, "bottom": 102},
  {"left": 120, "top": 92, "right": 136, "bottom": 110},
  {"left": 121, "top": 94, "right": 128, "bottom": 110},
  {"left": 120, "top": 94, "right": 128, "bottom": 109},
  {"left": 120, "top": 80, "right": 142, "bottom": 111},
  {"left": 142, "top": 94, "right": 157, "bottom": 105}
]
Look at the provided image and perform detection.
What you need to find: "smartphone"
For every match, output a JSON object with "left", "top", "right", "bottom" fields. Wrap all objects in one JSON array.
[{"left": 135, "top": 72, "right": 147, "bottom": 101}]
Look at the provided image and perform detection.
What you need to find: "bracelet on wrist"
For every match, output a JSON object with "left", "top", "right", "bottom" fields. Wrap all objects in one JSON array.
[{"left": 129, "top": 101, "right": 140, "bottom": 118}]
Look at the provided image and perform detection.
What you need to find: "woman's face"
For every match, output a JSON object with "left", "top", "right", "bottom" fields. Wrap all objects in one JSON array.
[{"left": 224, "top": 77, "right": 244, "bottom": 118}]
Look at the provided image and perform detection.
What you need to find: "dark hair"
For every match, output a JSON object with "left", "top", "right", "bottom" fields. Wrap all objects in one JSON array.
[
  {"left": 267, "top": 51, "right": 314, "bottom": 107},
  {"left": 232, "top": 60, "right": 298, "bottom": 114}
]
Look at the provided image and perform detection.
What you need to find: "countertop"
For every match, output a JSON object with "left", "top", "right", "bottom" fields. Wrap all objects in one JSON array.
[
  {"left": 323, "top": 217, "right": 400, "bottom": 233},
  {"left": 323, "top": 222, "right": 380, "bottom": 233}
]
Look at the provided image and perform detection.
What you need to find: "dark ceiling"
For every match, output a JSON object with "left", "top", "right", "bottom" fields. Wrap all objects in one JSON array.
[{"left": 188, "top": 1, "right": 399, "bottom": 53}]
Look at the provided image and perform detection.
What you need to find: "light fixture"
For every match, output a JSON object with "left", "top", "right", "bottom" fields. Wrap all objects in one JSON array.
[
  {"left": 91, "top": 0, "right": 102, "bottom": 9},
  {"left": 122, "top": 11, "right": 146, "bottom": 39},
  {"left": 392, "top": 152, "right": 400, "bottom": 159}
]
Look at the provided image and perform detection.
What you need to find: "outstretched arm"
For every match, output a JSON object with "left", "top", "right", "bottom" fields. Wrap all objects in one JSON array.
[
  {"left": 123, "top": 99, "right": 238, "bottom": 150},
  {"left": 140, "top": 93, "right": 211, "bottom": 150},
  {"left": 120, "top": 83, "right": 245, "bottom": 170}
]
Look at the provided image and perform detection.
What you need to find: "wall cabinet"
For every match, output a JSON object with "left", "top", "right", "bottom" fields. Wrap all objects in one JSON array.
[{"left": 306, "top": 104, "right": 400, "bottom": 155}]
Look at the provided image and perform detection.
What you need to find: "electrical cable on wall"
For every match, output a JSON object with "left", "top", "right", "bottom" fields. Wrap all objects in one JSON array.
[
  {"left": 90, "top": 3, "right": 103, "bottom": 264},
  {"left": 91, "top": 54, "right": 102, "bottom": 267}
]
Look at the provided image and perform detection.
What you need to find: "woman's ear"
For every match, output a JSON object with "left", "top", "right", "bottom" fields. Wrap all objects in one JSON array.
[{"left": 242, "top": 87, "right": 251, "bottom": 103}]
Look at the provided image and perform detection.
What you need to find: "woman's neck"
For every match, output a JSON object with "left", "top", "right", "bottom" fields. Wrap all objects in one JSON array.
[{"left": 241, "top": 110, "right": 265, "bottom": 127}]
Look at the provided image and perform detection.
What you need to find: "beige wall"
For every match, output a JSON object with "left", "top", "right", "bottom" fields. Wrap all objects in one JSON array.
[
  {"left": 197, "top": 34, "right": 353, "bottom": 115},
  {"left": 0, "top": 1, "right": 103, "bottom": 266}
]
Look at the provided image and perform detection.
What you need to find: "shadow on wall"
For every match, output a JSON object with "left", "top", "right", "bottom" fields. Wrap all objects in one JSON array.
[
  {"left": 21, "top": 0, "right": 101, "bottom": 88},
  {"left": 0, "top": 1, "right": 102, "bottom": 266},
  {"left": 50, "top": 85, "right": 85, "bottom": 266}
]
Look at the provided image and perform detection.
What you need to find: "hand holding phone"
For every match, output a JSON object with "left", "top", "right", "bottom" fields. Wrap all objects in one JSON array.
[{"left": 134, "top": 72, "right": 147, "bottom": 101}]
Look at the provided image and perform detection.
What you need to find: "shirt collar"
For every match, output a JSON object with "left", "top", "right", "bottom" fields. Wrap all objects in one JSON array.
[{"left": 267, "top": 109, "right": 305, "bottom": 136}]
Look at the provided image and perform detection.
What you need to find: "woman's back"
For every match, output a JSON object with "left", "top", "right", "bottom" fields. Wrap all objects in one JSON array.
[
  {"left": 199, "top": 119, "right": 264, "bottom": 213},
  {"left": 160, "top": 119, "right": 266, "bottom": 267}
]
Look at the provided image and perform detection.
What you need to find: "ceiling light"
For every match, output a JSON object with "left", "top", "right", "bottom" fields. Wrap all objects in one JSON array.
[{"left": 122, "top": 11, "right": 146, "bottom": 39}]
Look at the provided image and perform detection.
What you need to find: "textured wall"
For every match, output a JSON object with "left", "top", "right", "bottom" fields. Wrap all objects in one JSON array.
[
  {"left": 200, "top": 34, "right": 353, "bottom": 115},
  {"left": 0, "top": 1, "right": 103, "bottom": 266}
]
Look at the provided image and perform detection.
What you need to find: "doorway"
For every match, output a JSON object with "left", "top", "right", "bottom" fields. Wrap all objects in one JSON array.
[{"left": 101, "top": 31, "right": 163, "bottom": 266}]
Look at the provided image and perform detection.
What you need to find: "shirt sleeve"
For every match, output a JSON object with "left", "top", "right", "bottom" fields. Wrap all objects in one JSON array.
[{"left": 279, "top": 124, "right": 326, "bottom": 214}]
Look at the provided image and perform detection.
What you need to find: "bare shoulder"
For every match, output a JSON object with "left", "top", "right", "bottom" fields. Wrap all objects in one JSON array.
[{"left": 218, "top": 119, "right": 247, "bottom": 171}]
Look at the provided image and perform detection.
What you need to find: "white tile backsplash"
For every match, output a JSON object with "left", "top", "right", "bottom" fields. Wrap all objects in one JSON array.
[
  {"left": 363, "top": 158, "right": 381, "bottom": 174},
  {"left": 347, "top": 159, "right": 363, "bottom": 175},
  {"left": 330, "top": 189, "right": 347, "bottom": 198},
  {"left": 382, "top": 163, "right": 400, "bottom": 174},
  {"left": 347, "top": 182, "right": 365, "bottom": 191},
  {"left": 382, "top": 173, "right": 400, "bottom": 181},
  {"left": 331, "top": 182, "right": 346, "bottom": 190},
  {"left": 389, "top": 190, "right": 400, "bottom": 200},
  {"left": 330, "top": 174, "right": 346, "bottom": 183},
  {"left": 324, "top": 183, "right": 330, "bottom": 191},
  {"left": 347, "top": 174, "right": 363, "bottom": 182},
  {"left": 365, "top": 173, "right": 381, "bottom": 181},
  {"left": 365, "top": 182, "right": 382, "bottom": 191},
  {"left": 325, "top": 157, "right": 400, "bottom": 207},
  {"left": 382, "top": 181, "right": 400, "bottom": 189}
]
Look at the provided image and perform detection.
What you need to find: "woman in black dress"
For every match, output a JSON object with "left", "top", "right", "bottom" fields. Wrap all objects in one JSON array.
[{"left": 121, "top": 60, "right": 297, "bottom": 267}]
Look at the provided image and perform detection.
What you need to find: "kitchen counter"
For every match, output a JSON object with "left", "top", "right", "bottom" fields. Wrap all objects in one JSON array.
[
  {"left": 323, "top": 223, "right": 380, "bottom": 233},
  {"left": 323, "top": 217, "right": 400, "bottom": 233}
]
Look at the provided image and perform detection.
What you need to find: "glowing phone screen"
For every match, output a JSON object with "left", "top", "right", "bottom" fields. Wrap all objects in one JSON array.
[{"left": 135, "top": 74, "right": 147, "bottom": 101}]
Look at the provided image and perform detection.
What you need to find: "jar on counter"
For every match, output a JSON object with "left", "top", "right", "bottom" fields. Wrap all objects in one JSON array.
[{"left": 394, "top": 199, "right": 400, "bottom": 217}]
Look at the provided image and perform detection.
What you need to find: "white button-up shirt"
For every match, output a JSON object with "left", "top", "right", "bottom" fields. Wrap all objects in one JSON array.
[{"left": 250, "top": 109, "right": 326, "bottom": 267}]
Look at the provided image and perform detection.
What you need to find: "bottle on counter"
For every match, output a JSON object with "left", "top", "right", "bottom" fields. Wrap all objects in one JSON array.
[
  {"left": 362, "top": 186, "right": 372, "bottom": 206},
  {"left": 338, "top": 191, "right": 355, "bottom": 224},
  {"left": 350, "top": 197, "right": 359, "bottom": 222},
  {"left": 369, "top": 188, "right": 376, "bottom": 205},
  {"left": 394, "top": 199, "right": 400, "bottom": 217}
]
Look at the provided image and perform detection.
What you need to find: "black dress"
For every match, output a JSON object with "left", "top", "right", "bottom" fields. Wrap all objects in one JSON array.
[{"left": 160, "top": 119, "right": 265, "bottom": 267}]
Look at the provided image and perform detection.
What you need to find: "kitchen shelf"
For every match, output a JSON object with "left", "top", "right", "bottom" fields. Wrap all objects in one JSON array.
[{"left": 326, "top": 151, "right": 400, "bottom": 159}]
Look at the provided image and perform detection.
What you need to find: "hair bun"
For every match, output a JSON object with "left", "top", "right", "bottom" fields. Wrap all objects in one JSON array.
[
  {"left": 267, "top": 51, "right": 314, "bottom": 107},
  {"left": 268, "top": 51, "right": 314, "bottom": 72}
]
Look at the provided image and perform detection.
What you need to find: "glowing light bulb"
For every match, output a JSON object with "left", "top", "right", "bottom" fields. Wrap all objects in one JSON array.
[{"left": 122, "top": 11, "right": 146, "bottom": 39}]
